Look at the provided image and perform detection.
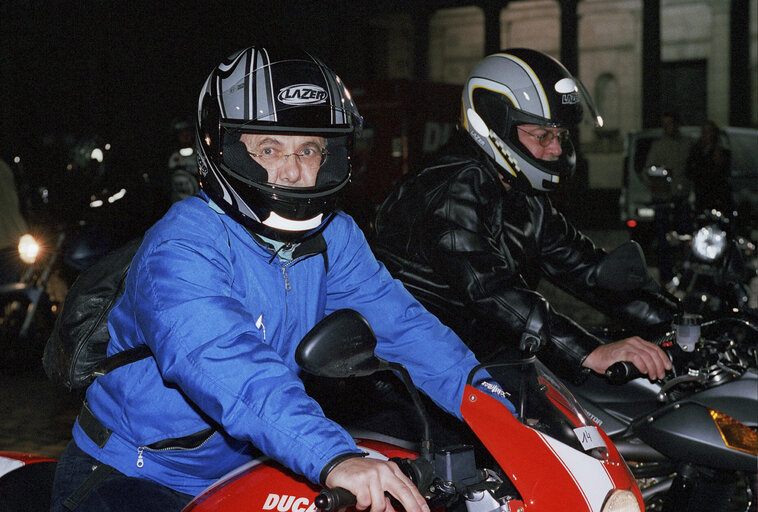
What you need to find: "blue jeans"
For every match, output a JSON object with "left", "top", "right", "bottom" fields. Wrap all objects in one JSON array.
[{"left": 50, "top": 441, "right": 193, "bottom": 512}]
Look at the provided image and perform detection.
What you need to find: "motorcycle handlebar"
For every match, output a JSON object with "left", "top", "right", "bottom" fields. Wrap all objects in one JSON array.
[
  {"left": 315, "top": 487, "right": 357, "bottom": 511},
  {"left": 316, "top": 456, "right": 435, "bottom": 511},
  {"left": 605, "top": 361, "right": 642, "bottom": 385}
]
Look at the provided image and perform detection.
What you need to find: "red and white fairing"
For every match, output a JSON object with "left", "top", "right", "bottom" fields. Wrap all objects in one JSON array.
[
  {"left": 461, "top": 385, "right": 642, "bottom": 511},
  {"left": 0, "top": 451, "right": 56, "bottom": 478},
  {"left": 182, "top": 440, "right": 404, "bottom": 512},
  {"left": 182, "top": 375, "right": 642, "bottom": 512}
]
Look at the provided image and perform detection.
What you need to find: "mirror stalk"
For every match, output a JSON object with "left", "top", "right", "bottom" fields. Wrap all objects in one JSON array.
[{"left": 389, "top": 361, "right": 433, "bottom": 460}]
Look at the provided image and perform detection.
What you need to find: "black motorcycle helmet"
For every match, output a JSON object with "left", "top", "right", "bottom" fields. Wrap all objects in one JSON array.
[
  {"left": 196, "top": 45, "right": 363, "bottom": 242},
  {"left": 461, "top": 48, "right": 602, "bottom": 193}
]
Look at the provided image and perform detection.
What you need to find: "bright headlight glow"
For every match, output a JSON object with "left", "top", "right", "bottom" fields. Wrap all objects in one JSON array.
[
  {"left": 601, "top": 489, "right": 641, "bottom": 512},
  {"left": 179, "top": 147, "right": 194, "bottom": 157},
  {"left": 692, "top": 225, "right": 726, "bottom": 261},
  {"left": 108, "top": 188, "right": 126, "bottom": 203},
  {"left": 710, "top": 409, "right": 758, "bottom": 455},
  {"left": 90, "top": 148, "right": 104, "bottom": 162},
  {"left": 18, "top": 234, "right": 41, "bottom": 264}
]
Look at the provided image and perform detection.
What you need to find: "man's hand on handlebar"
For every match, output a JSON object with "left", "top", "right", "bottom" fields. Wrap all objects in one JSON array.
[
  {"left": 325, "top": 457, "right": 430, "bottom": 512},
  {"left": 582, "top": 336, "right": 671, "bottom": 380}
]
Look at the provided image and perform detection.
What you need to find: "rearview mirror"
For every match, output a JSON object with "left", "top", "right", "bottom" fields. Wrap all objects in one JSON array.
[
  {"left": 595, "top": 241, "right": 653, "bottom": 291},
  {"left": 295, "top": 309, "right": 389, "bottom": 378}
]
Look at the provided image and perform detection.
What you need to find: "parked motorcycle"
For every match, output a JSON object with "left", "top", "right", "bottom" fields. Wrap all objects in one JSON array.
[
  {"left": 0, "top": 138, "right": 156, "bottom": 365},
  {"left": 165, "top": 117, "right": 200, "bottom": 205},
  {"left": 167, "top": 145, "right": 200, "bottom": 204},
  {"left": 0, "top": 309, "right": 644, "bottom": 512},
  {"left": 0, "top": 230, "right": 64, "bottom": 363},
  {"left": 0, "top": 452, "right": 57, "bottom": 511},
  {"left": 565, "top": 242, "right": 758, "bottom": 512},
  {"left": 665, "top": 207, "right": 758, "bottom": 316},
  {"left": 637, "top": 164, "right": 758, "bottom": 317}
]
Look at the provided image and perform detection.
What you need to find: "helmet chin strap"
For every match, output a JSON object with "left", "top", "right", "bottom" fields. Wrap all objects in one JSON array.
[{"left": 262, "top": 211, "right": 323, "bottom": 232}]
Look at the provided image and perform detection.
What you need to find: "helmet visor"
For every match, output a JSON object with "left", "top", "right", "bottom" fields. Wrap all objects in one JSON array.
[
  {"left": 219, "top": 128, "right": 350, "bottom": 190},
  {"left": 472, "top": 76, "right": 602, "bottom": 144}
]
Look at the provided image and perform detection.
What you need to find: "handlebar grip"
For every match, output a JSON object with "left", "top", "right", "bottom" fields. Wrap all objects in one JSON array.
[
  {"left": 315, "top": 488, "right": 356, "bottom": 511},
  {"left": 605, "top": 361, "right": 641, "bottom": 384}
]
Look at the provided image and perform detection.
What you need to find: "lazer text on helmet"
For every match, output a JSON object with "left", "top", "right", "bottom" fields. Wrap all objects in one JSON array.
[{"left": 277, "top": 84, "right": 328, "bottom": 105}]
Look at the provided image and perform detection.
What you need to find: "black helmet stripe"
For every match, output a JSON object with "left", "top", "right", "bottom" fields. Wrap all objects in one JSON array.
[
  {"left": 307, "top": 53, "right": 336, "bottom": 125},
  {"left": 501, "top": 53, "right": 550, "bottom": 118},
  {"left": 311, "top": 53, "right": 356, "bottom": 126}
]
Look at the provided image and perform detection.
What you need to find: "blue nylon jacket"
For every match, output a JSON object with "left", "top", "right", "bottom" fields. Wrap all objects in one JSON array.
[{"left": 72, "top": 196, "right": 480, "bottom": 496}]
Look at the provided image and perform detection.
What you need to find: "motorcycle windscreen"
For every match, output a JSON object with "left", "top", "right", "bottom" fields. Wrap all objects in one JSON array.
[
  {"left": 463, "top": 362, "right": 641, "bottom": 512},
  {"left": 471, "top": 361, "right": 602, "bottom": 455}
]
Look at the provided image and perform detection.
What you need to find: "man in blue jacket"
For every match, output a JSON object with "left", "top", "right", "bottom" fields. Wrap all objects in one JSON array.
[{"left": 50, "top": 46, "right": 487, "bottom": 512}]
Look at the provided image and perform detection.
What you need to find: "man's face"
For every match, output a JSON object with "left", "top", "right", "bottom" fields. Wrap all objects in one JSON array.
[
  {"left": 240, "top": 133, "right": 326, "bottom": 187},
  {"left": 516, "top": 124, "right": 567, "bottom": 161}
]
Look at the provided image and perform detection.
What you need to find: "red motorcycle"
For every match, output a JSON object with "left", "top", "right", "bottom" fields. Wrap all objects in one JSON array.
[{"left": 0, "top": 310, "right": 643, "bottom": 512}]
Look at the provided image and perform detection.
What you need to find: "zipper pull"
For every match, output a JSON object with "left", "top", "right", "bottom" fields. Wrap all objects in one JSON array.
[
  {"left": 137, "top": 447, "right": 144, "bottom": 468},
  {"left": 282, "top": 265, "right": 291, "bottom": 291}
]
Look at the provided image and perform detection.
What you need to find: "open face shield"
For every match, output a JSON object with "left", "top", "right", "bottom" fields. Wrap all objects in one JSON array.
[
  {"left": 462, "top": 49, "right": 603, "bottom": 192},
  {"left": 505, "top": 75, "right": 601, "bottom": 191}
]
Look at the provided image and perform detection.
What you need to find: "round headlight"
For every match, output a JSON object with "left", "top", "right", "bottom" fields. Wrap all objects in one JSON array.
[
  {"left": 18, "top": 234, "right": 41, "bottom": 264},
  {"left": 601, "top": 489, "right": 641, "bottom": 512},
  {"left": 692, "top": 225, "right": 726, "bottom": 262}
]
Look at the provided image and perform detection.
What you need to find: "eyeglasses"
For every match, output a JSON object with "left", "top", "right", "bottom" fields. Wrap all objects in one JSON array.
[
  {"left": 517, "top": 127, "right": 571, "bottom": 147},
  {"left": 248, "top": 146, "right": 329, "bottom": 168}
]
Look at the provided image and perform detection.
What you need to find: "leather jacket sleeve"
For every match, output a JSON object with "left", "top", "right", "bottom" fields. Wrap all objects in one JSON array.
[
  {"left": 375, "top": 146, "right": 676, "bottom": 381},
  {"left": 375, "top": 157, "right": 597, "bottom": 379},
  {"left": 530, "top": 192, "right": 676, "bottom": 333}
]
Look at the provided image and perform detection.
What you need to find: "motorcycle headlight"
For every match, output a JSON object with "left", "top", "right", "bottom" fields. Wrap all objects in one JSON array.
[
  {"left": 709, "top": 409, "right": 758, "bottom": 455},
  {"left": 692, "top": 225, "right": 726, "bottom": 262},
  {"left": 18, "top": 234, "right": 41, "bottom": 264},
  {"left": 601, "top": 489, "right": 641, "bottom": 512}
]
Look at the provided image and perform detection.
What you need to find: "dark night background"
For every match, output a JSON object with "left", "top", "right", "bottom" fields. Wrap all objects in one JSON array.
[{"left": 1, "top": 1, "right": 409, "bottom": 173}]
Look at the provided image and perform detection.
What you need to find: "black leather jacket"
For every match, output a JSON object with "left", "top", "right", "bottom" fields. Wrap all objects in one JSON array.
[{"left": 373, "top": 134, "right": 675, "bottom": 380}]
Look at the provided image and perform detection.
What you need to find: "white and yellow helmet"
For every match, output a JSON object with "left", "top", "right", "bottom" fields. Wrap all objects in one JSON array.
[{"left": 462, "top": 48, "right": 601, "bottom": 192}]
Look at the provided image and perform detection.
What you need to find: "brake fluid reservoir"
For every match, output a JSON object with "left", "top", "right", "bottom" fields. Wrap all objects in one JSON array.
[{"left": 675, "top": 314, "right": 701, "bottom": 352}]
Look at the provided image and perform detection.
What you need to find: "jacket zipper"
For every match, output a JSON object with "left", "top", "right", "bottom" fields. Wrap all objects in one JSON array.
[
  {"left": 136, "top": 431, "right": 216, "bottom": 468},
  {"left": 282, "top": 263, "right": 292, "bottom": 292}
]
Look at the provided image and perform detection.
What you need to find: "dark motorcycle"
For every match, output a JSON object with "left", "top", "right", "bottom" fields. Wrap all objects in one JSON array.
[
  {"left": 0, "top": 230, "right": 64, "bottom": 356},
  {"left": 0, "top": 139, "right": 154, "bottom": 366},
  {"left": 665, "top": 207, "right": 758, "bottom": 316},
  {"left": 565, "top": 242, "right": 758, "bottom": 512},
  {"left": 167, "top": 145, "right": 200, "bottom": 204}
]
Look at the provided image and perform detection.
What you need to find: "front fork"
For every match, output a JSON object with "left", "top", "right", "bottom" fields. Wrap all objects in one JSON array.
[{"left": 661, "top": 463, "right": 744, "bottom": 512}]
